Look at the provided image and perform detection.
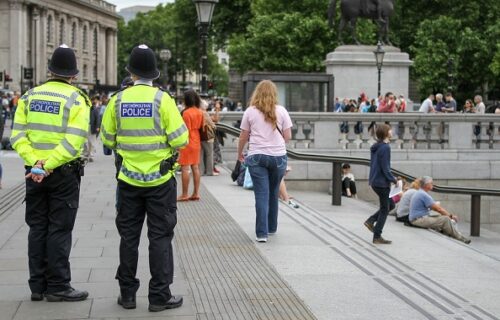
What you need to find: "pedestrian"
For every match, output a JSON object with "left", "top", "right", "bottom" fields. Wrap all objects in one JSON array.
[
  {"left": 419, "top": 94, "right": 435, "bottom": 113},
  {"left": 199, "top": 99, "right": 216, "bottom": 176},
  {"left": 10, "top": 44, "right": 90, "bottom": 302},
  {"left": 101, "top": 44, "right": 187, "bottom": 312},
  {"left": 237, "top": 80, "right": 293, "bottom": 243},
  {"left": 177, "top": 89, "right": 204, "bottom": 201},
  {"left": 83, "top": 95, "right": 100, "bottom": 162},
  {"left": 474, "top": 95, "right": 486, "bottom": 114},
  {"left": 364, "top": 123, "right": 397, "bottom": 244}
]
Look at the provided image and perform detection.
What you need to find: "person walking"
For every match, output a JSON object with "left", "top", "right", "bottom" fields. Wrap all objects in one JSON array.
[
  {"left": 177, "top": 90, "right": 204, "bottom": 201},
  {"left": 10, "top": 44, "right": 90, "bottom": 302},
  {"left": 237, "top": 80, "right": 293, "bottom": 243},
  {"left": 100, "top": 44, "right": 187, "bottom": 312},
  {"left": 364, "top": 123, "right": 397, "bottom": 244}
]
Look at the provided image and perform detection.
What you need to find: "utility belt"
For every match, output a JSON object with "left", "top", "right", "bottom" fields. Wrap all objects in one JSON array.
[
  {"left": 25, "top": 158, "right": 85, "bottom": 177},
  {"left": 159, "top": 152, "right": 178, "bottom": 176}
]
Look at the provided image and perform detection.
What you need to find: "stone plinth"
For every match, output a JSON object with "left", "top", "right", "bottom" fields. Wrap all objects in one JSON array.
[{"left": 325, "top": 45, "right": 413, "bottom": 99}]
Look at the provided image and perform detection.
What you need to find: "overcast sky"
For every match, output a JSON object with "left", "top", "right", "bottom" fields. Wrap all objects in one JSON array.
[{"left": 110, "top": 0, "right": 174, "bottom": 11}]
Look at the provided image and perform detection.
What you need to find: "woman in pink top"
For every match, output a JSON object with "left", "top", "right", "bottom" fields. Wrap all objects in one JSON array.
[{"left": 237, "top": 80, "right": 293, "bottom": 243}]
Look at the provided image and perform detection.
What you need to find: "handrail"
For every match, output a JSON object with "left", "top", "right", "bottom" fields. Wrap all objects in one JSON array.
[{"left": 217, "top": 122, "right": 500, "bottom": 236}]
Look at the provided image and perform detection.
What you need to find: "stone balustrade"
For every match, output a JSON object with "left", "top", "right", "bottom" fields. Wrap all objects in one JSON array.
[{"left": 219, "top": 112, "right": 500, "bottom": 150}]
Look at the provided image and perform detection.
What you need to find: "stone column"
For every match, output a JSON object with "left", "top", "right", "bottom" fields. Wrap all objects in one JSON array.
[
  {"left": 32, "top": 6, "right": 40, "bottom": 86},
  {"left": 112, "top": 29, "right": 117, "bottom": 85},
  {"left": 105, "top": 28, "right": 112, "bottom": 85},
  {"left": 38, "top": 8, "right": 48, "bottom": 85},
  {"left": 9, "top": 0, "right": 26, "bottom": 91}
]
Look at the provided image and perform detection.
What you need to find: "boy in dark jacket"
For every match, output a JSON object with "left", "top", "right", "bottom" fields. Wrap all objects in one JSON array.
[{"left": 364, "top": 123, "right": 397, "bottom": 244}]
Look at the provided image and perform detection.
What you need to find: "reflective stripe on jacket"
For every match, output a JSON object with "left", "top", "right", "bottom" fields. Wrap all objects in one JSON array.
[
  {"left": 101, "top": 84, "right": 188, "bottom": 187},
  {"left": 10, "top": 79, "right": 91, "bottom": 170}
]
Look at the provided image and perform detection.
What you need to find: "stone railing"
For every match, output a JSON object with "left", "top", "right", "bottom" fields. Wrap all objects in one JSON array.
[{"left": 218, "top": 112, "right": 500, "bottom": 150}]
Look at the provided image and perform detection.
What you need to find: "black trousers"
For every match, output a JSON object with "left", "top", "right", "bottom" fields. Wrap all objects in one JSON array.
[
  {"left": 25, "top": 169, "right": 80, "bottom": 294},
  {"left": 115, "top": 178, "right": 177, "bottom": 305},
  {"left": 367, "top": 186, "right": 390, "bottom": 239}
]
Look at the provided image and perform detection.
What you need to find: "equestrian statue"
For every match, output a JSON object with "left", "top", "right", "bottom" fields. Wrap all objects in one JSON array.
[{"left": 328, "top": 0, "right": 395, "bottom": 45}]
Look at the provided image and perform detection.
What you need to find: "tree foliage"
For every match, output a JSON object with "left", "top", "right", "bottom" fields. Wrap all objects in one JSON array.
[{"left": 117, "top": 0, "right": 500, "bottom": 100}]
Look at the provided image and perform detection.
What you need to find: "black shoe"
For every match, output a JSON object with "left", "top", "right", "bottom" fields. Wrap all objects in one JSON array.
[
  {"left": 149, "top": 295, "right": 183, "bottom": 312},
  {"left": 364, "top": 221, "right": 374, "bottom": 233},
  {"left": 373, "top": 237, "right": 392, "bottom": 244},
  {"left": 45, "top": 288, "right": 89, "bottom": 302},
  {"left": 117, "top": 295, "right": 136, "bottom": 309},
  {"left": 31, "top": 293, "right": 44, "bottom": 301}
]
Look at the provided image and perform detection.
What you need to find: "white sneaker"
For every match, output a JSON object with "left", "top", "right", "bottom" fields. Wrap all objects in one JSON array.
[
  {"left": 288, "top": 200, "right": 299, "bottom": 209},
  {"left": 256, "top": 237, "right": 267, "bottom": 243}
]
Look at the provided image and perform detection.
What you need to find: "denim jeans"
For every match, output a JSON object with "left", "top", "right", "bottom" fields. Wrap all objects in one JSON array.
[
  {"left": 245, "top": 154, "right": 287, "bottom": 238},
  {"left": 367, "top": 186, "right": 390, "bottom": 239}
]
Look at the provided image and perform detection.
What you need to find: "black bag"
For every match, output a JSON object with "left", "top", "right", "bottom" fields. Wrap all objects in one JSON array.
[{"left": 231, "top": 160, "right": 242, "bottom": 182}]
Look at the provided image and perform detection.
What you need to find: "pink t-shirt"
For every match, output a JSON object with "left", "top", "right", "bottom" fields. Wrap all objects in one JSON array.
[{"left": 240, "top": 105, "right": 293, "bottom": 157}]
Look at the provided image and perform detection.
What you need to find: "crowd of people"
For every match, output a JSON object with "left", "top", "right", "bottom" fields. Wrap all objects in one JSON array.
[
  {"left": 419, "top": 93, "right": 488, "bottom": 114},
  {"left": 333, "top": 92, "right": 407, "bottom": 113}
]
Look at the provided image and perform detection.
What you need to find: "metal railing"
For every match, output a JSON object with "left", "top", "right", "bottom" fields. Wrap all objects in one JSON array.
[{"left": 217, "top": 122, "right": 500, "bottom": 237}]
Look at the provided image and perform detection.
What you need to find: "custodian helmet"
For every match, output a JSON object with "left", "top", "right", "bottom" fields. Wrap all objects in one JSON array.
[
  {"left": 48, "top": 44, "right": 79, "bottom": 77},
  {"left": 126, "top": 44, "right": 160, "bottom": 80}
]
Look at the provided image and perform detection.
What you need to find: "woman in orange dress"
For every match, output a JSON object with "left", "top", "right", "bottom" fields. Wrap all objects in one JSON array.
[{"left": 178, "top": 90, "right": 204, "bottom": 201}]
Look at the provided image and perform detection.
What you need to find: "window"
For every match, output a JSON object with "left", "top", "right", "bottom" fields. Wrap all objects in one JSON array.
[
  {"left": 93, "top": 28, "right": 98, "bottom": 53},
  {"left": 83, "top": 64, "right": 88, "bottom": 79},
  {"left": 59, "top": 19, "right": 65, "bottom": 44},
  {"left": 71, "top": 22, "right": 76, "bottom": 47},
  {"left": 47, "top": 15, "right": 53, "bottom": 43},
  {"left": 82, "top": 25, "right": 88, "bottom": 50}
]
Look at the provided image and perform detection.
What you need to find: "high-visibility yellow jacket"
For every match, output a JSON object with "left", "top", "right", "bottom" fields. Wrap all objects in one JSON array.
[
  {"left": 10, "top": 79, "right": 91, "bottom": 170},
  {"left": 100, "top": 84, "right": 188, "bottom": 187}
]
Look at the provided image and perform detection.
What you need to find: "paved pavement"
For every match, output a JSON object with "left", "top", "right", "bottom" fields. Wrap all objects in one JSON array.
[{"left": 1, "top": 147, "right": 500, "bottom": 320}]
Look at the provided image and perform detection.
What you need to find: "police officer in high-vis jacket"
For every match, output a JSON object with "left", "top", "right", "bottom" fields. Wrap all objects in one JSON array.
[
  {"left": 101, "top": 44, "right": 188, "bottom": 312},
  {"left": 10, "top": 45, "right": 90, "bottom": 302}
]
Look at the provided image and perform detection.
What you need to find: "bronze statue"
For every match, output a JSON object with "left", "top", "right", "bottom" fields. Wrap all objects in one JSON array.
[{"left": 328, "top": 0, "right": 395, "bottom": 45}]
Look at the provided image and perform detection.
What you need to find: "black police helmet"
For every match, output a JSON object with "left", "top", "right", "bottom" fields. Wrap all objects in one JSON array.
[
  {"left": 126, "top": 44, "right": 160, "bottom": 80},
  {"left": 48, "top": 44, "right": 79, "bottom": 77}
]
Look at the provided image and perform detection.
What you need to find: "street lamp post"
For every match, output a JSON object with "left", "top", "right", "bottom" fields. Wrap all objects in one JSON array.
[
  {"left": 373, "top": 41, "right": 385, "bottom": 98},
  {"left": 193, "top": 0, "right": 218, "bottom": 95},
  {"left": 159, "top": 49, "right": 171, "bottom": 90}
]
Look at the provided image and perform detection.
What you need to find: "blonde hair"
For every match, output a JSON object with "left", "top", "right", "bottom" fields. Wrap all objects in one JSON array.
[{"left": 249, "top": 80, "right": 278, "bottom": 129}]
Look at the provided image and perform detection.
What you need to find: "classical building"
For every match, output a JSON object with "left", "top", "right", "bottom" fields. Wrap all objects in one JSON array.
[{"left": 0, "top": 0, "right": 119, "bottom": 92}]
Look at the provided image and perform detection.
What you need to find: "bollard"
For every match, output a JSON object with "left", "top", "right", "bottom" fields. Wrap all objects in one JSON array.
[
  {"left": 332, "top": 162, "right": 342, "bottom": 206},
  {"left": 470, "top": 194, "right": 481, "bottom": 237}
]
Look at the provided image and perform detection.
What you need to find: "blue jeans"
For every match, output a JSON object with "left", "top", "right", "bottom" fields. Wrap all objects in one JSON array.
[{"left": 245, "top": 154, "right": 287, "bottom": 238}]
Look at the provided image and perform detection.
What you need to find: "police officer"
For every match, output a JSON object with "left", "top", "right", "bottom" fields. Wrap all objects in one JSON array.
[
  {"left": 10, "top": 44, "right": 90, "bottom": 302},
  {"left": 101, "top": 44, "right": 188, "bottom": 312}
]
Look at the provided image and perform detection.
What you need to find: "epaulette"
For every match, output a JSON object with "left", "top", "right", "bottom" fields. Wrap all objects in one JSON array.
[
  {"left": 158, "top": 87, "right": 175, "bottom": 100},
  {"left": 76, "top": 88, "right": 92, "bottom": 107},
  {"left": 110, "top": 86, "right": 128, "bottom": 98}
]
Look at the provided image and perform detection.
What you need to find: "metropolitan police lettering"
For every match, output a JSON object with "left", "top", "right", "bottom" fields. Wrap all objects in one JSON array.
[
  {"left": 121, "top": 103, "right": 153, "bottom": 118},
  {"left": 29, "top": 100, "right": 61, "bottom": 114}
]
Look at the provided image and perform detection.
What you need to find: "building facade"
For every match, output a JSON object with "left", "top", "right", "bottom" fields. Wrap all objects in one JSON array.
[{"left": 0, "top": 0, "right": 119, "bottom": 92}]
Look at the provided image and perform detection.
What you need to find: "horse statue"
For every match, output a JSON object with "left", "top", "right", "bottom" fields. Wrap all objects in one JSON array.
[{"left": 328, "top": 0, "right": 395, "bottom": 45}]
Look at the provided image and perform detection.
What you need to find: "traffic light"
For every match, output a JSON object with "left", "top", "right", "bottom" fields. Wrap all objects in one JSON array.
[
  {"left": 208, "top": 81, "right": 214, "bottom": 89},
  {"left": 5, "top": 73, "right": 12, "bottom": 82},
  {"left": 0, "top": 72, "right": 3, "bottom": 82}
]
